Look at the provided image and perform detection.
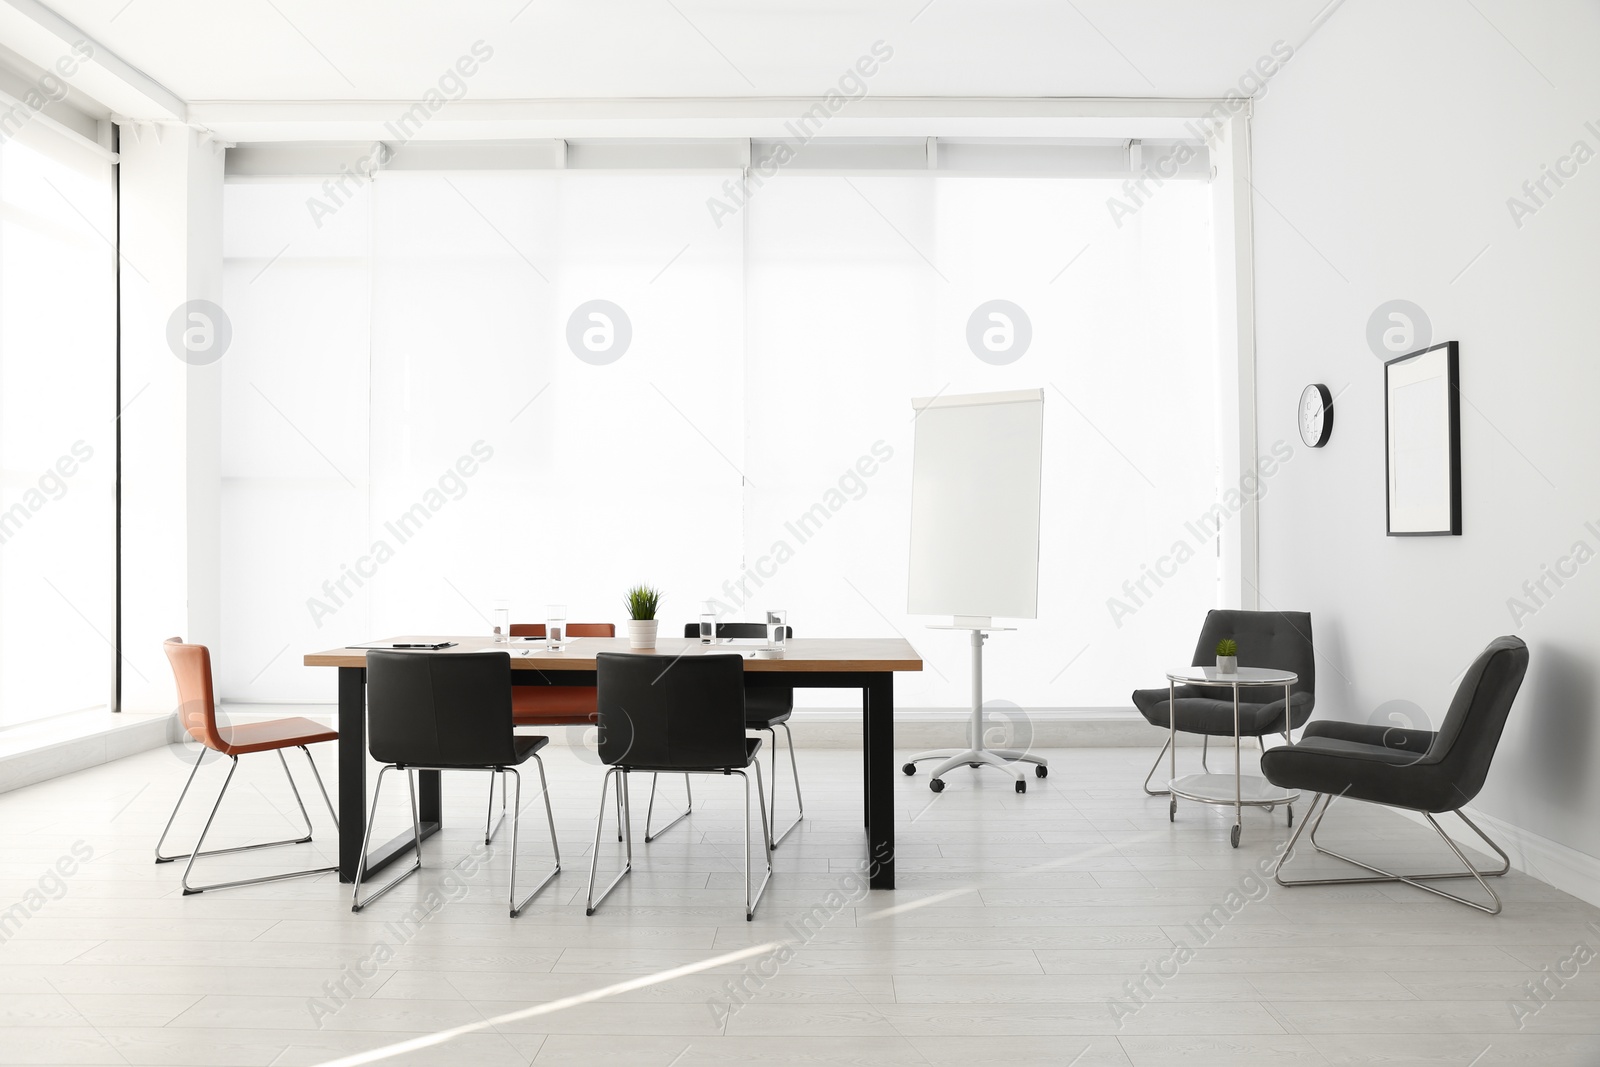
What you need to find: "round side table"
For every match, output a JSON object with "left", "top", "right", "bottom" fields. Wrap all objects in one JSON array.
[{"left": 1164, "top": 666, "right": 1300, "bottom": 848}]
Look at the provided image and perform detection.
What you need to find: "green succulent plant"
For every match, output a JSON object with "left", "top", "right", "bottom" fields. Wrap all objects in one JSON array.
[
  {"left": 1215, "top": 638, "right": 1238, "bottom": 658},
  {"left": 624, "top": 584, "right": 662, "bottom": 621}
]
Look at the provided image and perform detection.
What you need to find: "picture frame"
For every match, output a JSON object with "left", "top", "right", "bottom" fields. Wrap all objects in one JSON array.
[{"left": 1384, "top": 340, "right": 1461, "bottom": 536}]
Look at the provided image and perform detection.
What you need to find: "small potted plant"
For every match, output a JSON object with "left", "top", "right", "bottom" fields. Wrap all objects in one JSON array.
[
  {"left": 624, "top": 584, "right": 662, "bottom": 649},
  {"left": 1215, "top": 637, "right": 1238, "bottom": 674}
]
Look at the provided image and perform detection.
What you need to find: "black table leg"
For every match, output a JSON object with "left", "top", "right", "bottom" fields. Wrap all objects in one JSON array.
[
  {"left": 337, "top": 667, "right": 366, "bottom": 882},
  {"left": 417, "top": 769, "right": 441, "bottom": 827},
  {"left": 863, "top": 692, "right": 871, "bottom": 828},
  {"left": 337, "top": 665, "right": 441, "bottom": 882},
  {"left": 865, "top": 672, "right": 895, "bottom": 889}
]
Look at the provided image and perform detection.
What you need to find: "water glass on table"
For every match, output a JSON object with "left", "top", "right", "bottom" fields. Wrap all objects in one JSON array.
[
  {"left": 546, "top": 605, "right": 567, "bottom": 651},
  {"left": 766, "top": 609, "right": 788, "bottom": 652}
]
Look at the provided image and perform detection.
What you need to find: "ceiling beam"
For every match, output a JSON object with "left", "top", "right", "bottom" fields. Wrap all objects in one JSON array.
[
  {"left": 0, "top": 0, "right": 186, "bottom": 120},
  {"left": 189, "top": 96, "right": 1234, "bottom": 143}
]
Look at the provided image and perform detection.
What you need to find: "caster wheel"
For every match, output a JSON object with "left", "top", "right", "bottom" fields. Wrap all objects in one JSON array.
[
  {"left": 1169, "top": 799, "right": 1176, "bottom": 822},
  {"left": 902, "top": 763, "right": 917, "bottom": 776},
  {"left": 1230, "top": 824, "right": 1241, "bottom": 848},
  {"left": 1015, "top": 780, "right": 1027, "bottom": 794},
  {"left": 929, "top": 778, "right": 945, "bottom": 793},
  {"left": 1287, "top": 804, "right": 1294, "bottom": 828},
  {"left": 1035, "top": 765, "right": 1048, "bottom": 778},
  {"left": 969, "top": 763, "right": 982, "bottom": 769}
]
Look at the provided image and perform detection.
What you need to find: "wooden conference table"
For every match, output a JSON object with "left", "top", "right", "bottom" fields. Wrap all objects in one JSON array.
[{"left": 304, "top": 636, "right": 923, "bottom": 890}]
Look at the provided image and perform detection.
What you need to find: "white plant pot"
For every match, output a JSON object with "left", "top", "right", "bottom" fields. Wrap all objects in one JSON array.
[
  {"left": 628, "top": 620, "right": 658, "bottom": 649},
  {"left": 1215, "top": 655, "right": 1237, "bottom": 674}
]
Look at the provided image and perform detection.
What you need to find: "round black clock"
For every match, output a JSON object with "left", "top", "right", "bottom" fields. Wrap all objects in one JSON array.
[{"left": 1299, "top": 384, "right": 1333, "bottom": 448}]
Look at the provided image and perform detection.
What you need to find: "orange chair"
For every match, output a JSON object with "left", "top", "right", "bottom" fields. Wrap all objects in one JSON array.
[
  {"left": 509, "top": 622, "right": 615, "bottom": 727},
  {"left": 481, "top": 622, "right": 615, "bottom": 843},
  {"left": 156, "top": 638, "right": 340, "bottom": 894}
]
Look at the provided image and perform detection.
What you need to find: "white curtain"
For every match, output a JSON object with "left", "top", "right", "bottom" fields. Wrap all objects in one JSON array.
[
  {"left": 221, "top": 169, "right": 1218, "bottom": 709},
  {"left": 0, "top": 130, "right": 117, "bottom": 725}
]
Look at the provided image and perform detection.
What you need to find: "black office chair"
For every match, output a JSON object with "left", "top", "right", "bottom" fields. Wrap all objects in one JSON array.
[
  {"left": 353, "top": 650, "right": 560, "bottom": 917},
  {"left": 1132, "top": 609, "right": 1316, "bottom": 797},
  {"left": 586, "top": 652, "right": 772, "bottom": 920},
  {"left": 639, "top": 623, "right": 802, "bottom": 849},
  {"left": 1262, "top": 635, "right": 1528, "bottom": 915}
]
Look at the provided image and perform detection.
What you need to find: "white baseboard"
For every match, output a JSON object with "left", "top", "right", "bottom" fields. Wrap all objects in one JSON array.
[
  {"left": 0, "top": 709, "right": 173, "bottom": 796},
  {"left": 1387, "top": 803, "right": 1600, "bottom": 910}
]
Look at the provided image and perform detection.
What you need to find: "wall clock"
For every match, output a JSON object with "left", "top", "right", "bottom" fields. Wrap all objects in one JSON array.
[{"left": 1298, "top": 383, "right": 1333, "bottom": 448}]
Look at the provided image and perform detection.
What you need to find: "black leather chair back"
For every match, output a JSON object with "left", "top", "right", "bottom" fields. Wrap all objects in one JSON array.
[
  {"left": 366, "top": 650, "right": 518, "bottom": 767},
  {"left": 1192, "top": 609, "right": 1316, "bottom": 718},
  {"left": 683, "top": 623, "right": 792, "bottom": 640},
  {"left": 1422, "top": 636, "right": 1528, "bottom": 799},
  {"left": 596, "top": 652, "right": 747, "bottom": 769}
]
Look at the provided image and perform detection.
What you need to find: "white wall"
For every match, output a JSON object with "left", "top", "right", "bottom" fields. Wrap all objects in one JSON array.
[{"left": 1252, "top": 1, "right": 1600, "bottom": 881}]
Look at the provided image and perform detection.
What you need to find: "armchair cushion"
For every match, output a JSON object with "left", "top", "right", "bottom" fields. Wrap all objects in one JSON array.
[
  {"left": 1133, "top": 685, "right": 1314, "bottom": 738},
  {"left": 1260, "top": 733, "right": 1455, "bottom": 812}
]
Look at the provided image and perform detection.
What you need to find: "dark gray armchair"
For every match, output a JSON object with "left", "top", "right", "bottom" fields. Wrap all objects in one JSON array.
[
  {"left": 1131, "top": 609, "right": 1316, "bottom": 795},
  {"left": 1261, "top": 635, "right": 1528, "bottom": 914}
]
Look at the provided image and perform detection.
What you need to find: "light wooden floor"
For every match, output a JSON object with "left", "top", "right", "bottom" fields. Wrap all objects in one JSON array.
[{"left": 1, "top": 740, "right": 1598, "bottom": 1066}]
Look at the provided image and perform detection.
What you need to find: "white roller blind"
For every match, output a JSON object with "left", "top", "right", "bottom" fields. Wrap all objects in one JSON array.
[{"left": 220, "top": 167, "right": 1220, "bottom": 711}]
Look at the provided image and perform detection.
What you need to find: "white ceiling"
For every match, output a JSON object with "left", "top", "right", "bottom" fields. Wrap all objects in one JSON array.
[{"left": 32, "top": 0, "right": 1332, "bottom": 102}]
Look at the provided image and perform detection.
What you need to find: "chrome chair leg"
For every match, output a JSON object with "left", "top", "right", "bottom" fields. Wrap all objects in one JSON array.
[
  {"left": 586, "top": 768, "right": 634, "bottom": 915},
  {"left": 643, "top": 772, "right": 693, "bottom": 842},
  {"left": 1201, "top": 734, "right": 1210, "bottom": 773},
  {"left": 484, "top": 771, "right": 507, "bottom": 845},
  {"left": 352, "top": 766, "right": 423, "bottom": 911},
  {"left": 165, "top": 747, "right": 339, "bottom": 894},
  {"left": 1272, "top": 792, "right": 1510, "bottom": 914},
  {"left": 738, "top": 762, "right": 774, "bottom": 921},
  {"left": 1141, "top": 737, "right": 1174, "bottom": 796},
  {"left": 766, "top": 722, "right": 803, "bottom": 849},
  {"left": 157, "top": 747, "right": 318, "bottom": 864},
  {"left": 507, "top": 760, "right": 560, "bottom": 917},
  {"left": 299, "top": 745, "right": 339, "bottom": 830},
  {"left": 154, "top": 744, "right": 210, "bottom": 862}
]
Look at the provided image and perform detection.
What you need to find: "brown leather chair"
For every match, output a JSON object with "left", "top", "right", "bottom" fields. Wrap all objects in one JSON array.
[
  {"left": 509, "top": 622, "right": 615, "bottom": 727},
  {"left": 156, "top": 638, "right": 340, "bottom": 894},
  {"left": 481, "top": 622, "right": 615, "bottom": 843}
]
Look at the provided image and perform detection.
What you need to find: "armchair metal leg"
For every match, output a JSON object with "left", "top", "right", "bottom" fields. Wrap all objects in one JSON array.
[
  {"left": 352, "top": 766, "right": 423, "bottom": 911},
  {"left": 766, "top": 722, "right": 804, "bottom": 849},
  {"left": 1142, "top": 737, "right": 1173, "bottom": 796},
  {"left": 160, "top": 747, "right": 339, "bottom": 894},
  {"left": 739, "top": 762, "right": 774, "bottom": 920},
  {"left": 586, "top": 768, "right": 633, "bottom": 915},
  {"left": 506, "top": 760, "right": 560, "bottom": 917},
  {"left": 1272, "top": 793, "right": 1510, "bottom": 915},
  {"left": 643, "top": 772, "right": 693, "bottom": 842}
]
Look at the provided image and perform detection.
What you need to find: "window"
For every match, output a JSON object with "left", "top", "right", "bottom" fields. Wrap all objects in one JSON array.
[
  {"left": 222, "top": 165, "right": 1218, "bottom": 709},
  {"left": 0, "top": 128, "right": 117, "bottom": 726}
]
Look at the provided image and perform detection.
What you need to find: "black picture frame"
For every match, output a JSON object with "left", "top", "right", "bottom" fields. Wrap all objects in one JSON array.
[{"left": 1384, "top": 340, "right": 1461, "bottom": 536}]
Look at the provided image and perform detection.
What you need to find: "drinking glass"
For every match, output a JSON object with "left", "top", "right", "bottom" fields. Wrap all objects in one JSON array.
[
  {"left": 492, "top": 601, "right": 510, "bottom": 644},
  {"left": 546, "top": 604, "right": 567, "bottom": 651},
  {"left": 699, "top": 604, "right": 716, "bottom": 643},
  {"left": 766, "top": 609, "right": 788, "bottom": 651}
]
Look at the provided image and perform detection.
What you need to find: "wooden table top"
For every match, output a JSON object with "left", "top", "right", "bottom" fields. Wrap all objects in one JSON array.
[{"left": 304, "top": 636, "right": 923, "bottom": 673}]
